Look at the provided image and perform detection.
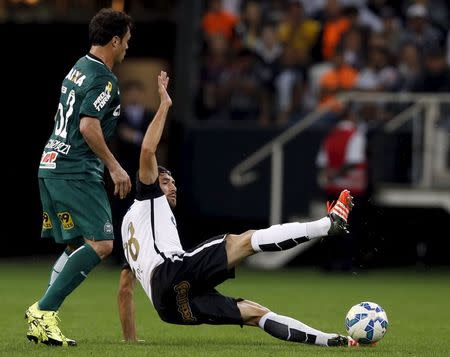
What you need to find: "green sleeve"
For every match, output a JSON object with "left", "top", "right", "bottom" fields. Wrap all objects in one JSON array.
[{"left": 79, "top": 76, "right": 115, "bottom": 120}]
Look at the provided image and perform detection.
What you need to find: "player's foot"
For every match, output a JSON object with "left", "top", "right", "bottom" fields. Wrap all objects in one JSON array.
[
  {"left": 25, "top": 302, "right": 46, "bottom": 344},
  {"left": 25, "top": 302, "right": 77, "bottom": 347},
  {"left": 26, "top": 318, "right": 47, "bottom": 344},
  {"left": 327, "top": 189, "right": 354, "bottom": 235},
  {"left": 327, "top": 335, "right": 359, "bottom": 347}
]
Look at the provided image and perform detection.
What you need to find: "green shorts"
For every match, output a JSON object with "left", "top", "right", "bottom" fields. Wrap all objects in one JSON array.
[{"left": 39, "top": 178, "right": 114, "bottom": 244}]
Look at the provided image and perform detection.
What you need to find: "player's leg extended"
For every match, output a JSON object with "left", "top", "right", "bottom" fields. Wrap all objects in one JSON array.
[
  {"left": 225, "top": 190, "right": 354, "bottom": 268},
  {"left": 225, "top": 219, "right": 327, "bottom": 267},
  {"left": 251, "top": 189, "right": 354, "bottom": 252},
  {"left": 237, "top": 300, "right": 357, "bottom": 347}
]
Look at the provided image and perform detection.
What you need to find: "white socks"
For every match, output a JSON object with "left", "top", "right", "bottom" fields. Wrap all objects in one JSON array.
[
  {"left": 259, "top": 312, "right": 337, "bottom": 346},
  {"left": 305, "top": 217, "right": 332, "bottom": 238},
  {"left": 251, "top": 218, "right": 331, "bottom": 252}
]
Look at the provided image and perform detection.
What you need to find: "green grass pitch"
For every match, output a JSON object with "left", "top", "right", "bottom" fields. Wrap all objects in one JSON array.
[{"left": 1, "top": 258, "right": 450, "bottom": 356}]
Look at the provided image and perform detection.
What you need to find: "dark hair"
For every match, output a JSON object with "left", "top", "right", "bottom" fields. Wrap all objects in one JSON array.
[
  {"left": 158, "top": 166, "right": 172, "bottom": 177},
  {"left": 89, "top": 8, "right": 134, "bottom": 46}
]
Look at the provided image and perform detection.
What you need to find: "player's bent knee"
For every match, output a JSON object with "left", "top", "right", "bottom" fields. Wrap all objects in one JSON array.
[
  {"left": 85, "top": 239, "right": 113, "bottom": 260},
  {"left": 225, "top": 232, "right": 256, "bottom": 268},
  {"left": 238, "top": 230, "right": 257, "bottom": 239},
  {"left": 237, "top": 300, "right": 271, "bottom": 326},
  {"left": 226, "top": 230, "right": 256, "bottom": 251}
]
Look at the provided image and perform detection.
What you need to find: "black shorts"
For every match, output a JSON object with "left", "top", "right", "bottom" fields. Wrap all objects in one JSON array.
[{"left": 150, "top": 234, "right": 243, "bottom": 326}]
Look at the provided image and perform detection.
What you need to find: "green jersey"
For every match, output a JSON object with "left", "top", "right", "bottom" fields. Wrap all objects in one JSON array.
[{"left": 38, "top": 53, "right": 121, "bottom": 181}]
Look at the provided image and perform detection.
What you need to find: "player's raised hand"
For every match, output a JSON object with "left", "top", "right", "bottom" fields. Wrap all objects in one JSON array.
[{"left": 158, "top": 71, "right": 172, "bottom": 107}]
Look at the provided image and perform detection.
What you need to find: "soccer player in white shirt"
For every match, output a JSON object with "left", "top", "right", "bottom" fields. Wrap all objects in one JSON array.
[{"left": 118, "top": 71, "right": 357, "bottom": 348}]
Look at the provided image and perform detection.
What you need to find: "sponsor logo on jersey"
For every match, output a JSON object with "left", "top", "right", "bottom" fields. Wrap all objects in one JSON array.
[
  {"left": 65, "top": 68, "right": 86, "bottom": 87},
  {"left": 113, "top": 104, "right": 121, "bottom": 117},
  {"left": 106, "top": 81, "right": 113, "bottom": 93},
  {"left": 174, "top": 281, "right": 196, "bottom": 322},
  {"left": 93, "top": 81, "right": 113, "bottom": 111},
  {"left": 42, "top": 212, "right": 52, "bottom": 229},
  {"left": 57, "top": 211, "right": 74, "bottom": 230},
  {"left": 45, "top": 139, "right": 71, "bottom": 155},
  {"left": 39, "top": 151, "right": 58, "bottom": 169}
]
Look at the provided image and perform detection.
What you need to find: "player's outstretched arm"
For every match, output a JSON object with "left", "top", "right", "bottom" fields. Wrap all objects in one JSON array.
[
  {"left": 118, "top": 268, "right": 139, "bottom": 342},
  {"left": 139, "top": 71, "right": 172, "bottom": 185}
]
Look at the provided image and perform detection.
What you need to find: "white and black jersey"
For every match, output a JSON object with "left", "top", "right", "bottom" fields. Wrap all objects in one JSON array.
[
  {"left": 122, "top": 179, "right": 243, "bottom": 326},
  {"left": 121, "top": 179, "right": 184, "bottom": 304}
]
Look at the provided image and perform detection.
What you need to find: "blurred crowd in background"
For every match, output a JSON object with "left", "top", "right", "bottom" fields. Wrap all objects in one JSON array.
[
  {"left": 194, "top": 0, "right": 450, "bottom": 271},
  {"left": 196, "top": 0, "right": 450, "bottom": 126}
]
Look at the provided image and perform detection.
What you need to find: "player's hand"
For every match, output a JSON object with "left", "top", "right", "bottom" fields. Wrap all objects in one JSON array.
[
  {"left": 110, "top": 165, "right": 131, "bottom": 199},
  {"left": 158, "top": 71, "right": 172, "bottom": 107}
]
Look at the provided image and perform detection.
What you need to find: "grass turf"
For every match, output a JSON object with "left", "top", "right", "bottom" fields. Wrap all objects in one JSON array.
[{"left": 1, "top": 258, "right": 449, "bottom": 356}]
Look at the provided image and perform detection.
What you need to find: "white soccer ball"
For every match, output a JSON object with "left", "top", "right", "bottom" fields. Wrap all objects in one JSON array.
[{"left": 345, "top": 301, "right": 388, "bottom": 344}]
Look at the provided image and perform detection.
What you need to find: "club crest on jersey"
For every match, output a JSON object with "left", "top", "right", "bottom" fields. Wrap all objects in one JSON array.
[
  {"left": 174, "top": 281, "right": 196, "bottom": 322},
  {"left": 104, "top": 221, "right": 113, "bottom": 234},
  {"left": 39, "top": 151, "right": 58, "bottom": 169},
  {"left": 42, "top": 212, "right": 52, "bottom": 229},
  {"left": 93, "top": 81, "right": 112, "bottom": 111},
  {"left": 57, "top": 211, "right": 74, "bottom": 230},
  {"left": 65, "top": 68, "right": 86, "bottom": 87}
]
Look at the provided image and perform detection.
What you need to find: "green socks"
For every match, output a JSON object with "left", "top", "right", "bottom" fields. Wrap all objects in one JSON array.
[
  {"left": 45, "top": 248, "right": 71, "bottom": 292},
  {"left": 39, "top": 243, "right": 101, "bottom": 311}
]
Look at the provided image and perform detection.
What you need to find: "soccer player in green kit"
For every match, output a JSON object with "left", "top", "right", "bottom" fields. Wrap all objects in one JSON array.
[{"left": 25, "top": 8, "right": 133, "bottom": 346}]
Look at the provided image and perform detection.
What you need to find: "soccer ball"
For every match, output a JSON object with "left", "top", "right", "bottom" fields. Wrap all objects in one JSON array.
[{"left": 345, "top": 301, "right": 388, "bottom": 344}]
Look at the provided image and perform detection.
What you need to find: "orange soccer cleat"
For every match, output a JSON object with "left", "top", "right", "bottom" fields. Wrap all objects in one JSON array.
[{"left": 327, "top": 189, "right": 354, "bottom": 235}]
